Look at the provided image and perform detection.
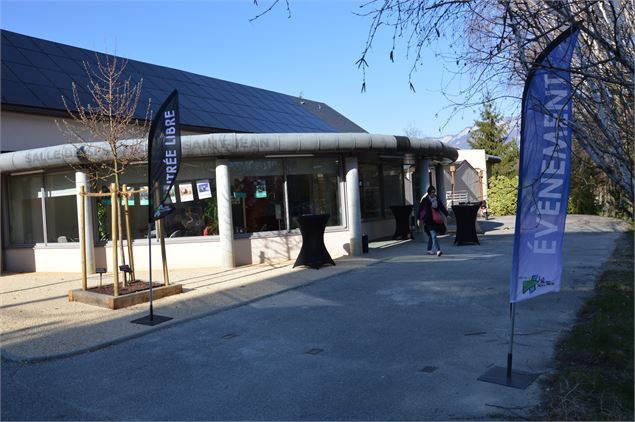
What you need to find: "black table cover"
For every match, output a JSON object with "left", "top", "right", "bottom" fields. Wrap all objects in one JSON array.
[
  {"left": 389, "top": 205, "right": 414, "bottom": 240},
  {"left": 293, "top": 214, "right": 336, "bottom": 269},
  {"left": 452, "top": 203, "right": 481, "bottom": 245}
]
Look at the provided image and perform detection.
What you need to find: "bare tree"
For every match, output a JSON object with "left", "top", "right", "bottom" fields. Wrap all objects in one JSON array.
[
  {"left": 253, "top": 1, "right": 633, "bottom": 213},
  {"left": 59, "top": 53, "right": 150, "bottom": 187},
  {"left": 58, "top": 52, "right": 151, "bottom": 263},
  {"left": 355, "top": 0, "right": 633, "bottom": 213}
]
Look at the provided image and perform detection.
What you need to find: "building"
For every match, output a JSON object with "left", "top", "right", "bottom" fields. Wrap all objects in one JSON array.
[
  {"left": 442, "top": 149, "right": 501, "bottom": 206},
  {"left": 0, "top": 30, "right": 458, "bottom": 273}
]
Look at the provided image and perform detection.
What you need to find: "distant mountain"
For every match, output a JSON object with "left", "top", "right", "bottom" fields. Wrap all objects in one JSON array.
[{"left": 435, "top": 117, "right": 520, "bottom": 150}]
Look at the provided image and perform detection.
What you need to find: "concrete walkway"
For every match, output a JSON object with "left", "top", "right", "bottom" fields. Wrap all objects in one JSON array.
[
  {"left": 0, "top": 215, "right": 631, "bottom": 420},
  {"left": 0, "top": 215, "right": 630, "bottom": 363},
  {"left": 1, "top": 247, "right": 378, "bottom": 362}
]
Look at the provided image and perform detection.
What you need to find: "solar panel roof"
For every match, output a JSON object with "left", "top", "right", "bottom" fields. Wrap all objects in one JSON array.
[{"left": 1, "top": 30, "right": 366, "bottom": 134}]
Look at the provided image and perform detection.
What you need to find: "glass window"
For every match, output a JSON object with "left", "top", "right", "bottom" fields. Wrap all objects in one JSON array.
[
  {"left": 165, "top": 160, "right": 217, "bottom": 238},
  {"left": 360, "top": 162, "right": 382, "bottom": 219},
  {"left": 382, "top": 163, "right": 404, "bottom": 214},
  {"left": 8, "top": 173, "right": 44, "bottom": 244},
  {"left": 95, "top": 166, "right": 146, "bottom": 242},
  {"left": 229, "top": 159, "right": 284, "bottom": 233},
  {"left": 45, "top": 171, "right": 79, "bottom": 243},
  {"left": 287, "top": 157, "right": 341, "bottom": 229},
  {"left": 96, "top": 158, "right": 217, "bottom": 240}
]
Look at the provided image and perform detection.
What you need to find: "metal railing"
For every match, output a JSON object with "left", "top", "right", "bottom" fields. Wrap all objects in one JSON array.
[{"left": 446, "top": 191, "right": 469, "bottom": 206}]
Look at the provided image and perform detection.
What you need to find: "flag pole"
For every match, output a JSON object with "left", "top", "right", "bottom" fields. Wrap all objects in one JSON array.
[
  {"left": 507, "top": 302, "right": 516, "bottom": 378},
  {"left": 132, "top": 90, "right": 181, "bottom": 326},
  {"left": 148, "top": 222, "right": 153, "bottom": 320},
  {"left": 478, "top": 25, "right": 579, "bottom": 389}
]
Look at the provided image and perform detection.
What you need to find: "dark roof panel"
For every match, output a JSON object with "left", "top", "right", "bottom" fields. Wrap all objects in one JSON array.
[
  {"left": 5, "top": 61, "right": 50, "bottom": 85},
  {"left": 1, "top": 43, "right": 31, "bottom": 65},
  {"left": 27, "top": 83, "right": 65, "bottom": 109},
  {"left": 48, "top": 55, "right": 86, "bottom": 77},
  {"left": 2, "top": 80, "right": 45, "bottom": 107},
  {"left": 29, "top": 37, "right": 68, "bottom": 57},
  {"left": 1, "top": 29, "right": 366, "bottom": 134},
  {"left": 20, "top": 49, "right": 62, "bottom": 71},
  {"left": 1, "top": 62, "right": 20, "bottom": 81}
]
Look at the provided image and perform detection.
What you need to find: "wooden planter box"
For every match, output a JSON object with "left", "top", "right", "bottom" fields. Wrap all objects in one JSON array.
[{"left": 68, "top": 284, "right": 183, "bottom": 310}]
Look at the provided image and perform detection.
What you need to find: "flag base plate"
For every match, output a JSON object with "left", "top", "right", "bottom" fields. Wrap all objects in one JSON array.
[
  {"left": 477, "top": 366, "right": 539, "bottom": 389},
  {"left": 131, "top": 314, "right": 173, "bottom": 326}
]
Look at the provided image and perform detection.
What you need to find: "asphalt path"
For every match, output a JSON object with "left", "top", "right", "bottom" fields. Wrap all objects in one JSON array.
[{"left": 1, "top": 216, "right": 630, "bottom": 420}]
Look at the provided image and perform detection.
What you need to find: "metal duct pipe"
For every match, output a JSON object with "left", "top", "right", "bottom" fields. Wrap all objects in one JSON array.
[{"left": 0, "top": 133, "right": 458, "bottom": 173}]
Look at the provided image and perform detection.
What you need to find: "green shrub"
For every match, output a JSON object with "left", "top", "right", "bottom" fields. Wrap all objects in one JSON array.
[{"left": 487, "top": 175, "right": 518, "bottom": 216}]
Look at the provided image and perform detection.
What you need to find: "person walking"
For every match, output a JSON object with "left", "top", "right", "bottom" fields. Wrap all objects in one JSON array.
[{"left": 418, "top": 185, "right": 448, "bottom": 256}]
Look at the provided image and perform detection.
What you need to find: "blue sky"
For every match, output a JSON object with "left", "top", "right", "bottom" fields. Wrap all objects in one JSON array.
[{"left": 1, "top": 0, "right": 485, "bottom": 137}]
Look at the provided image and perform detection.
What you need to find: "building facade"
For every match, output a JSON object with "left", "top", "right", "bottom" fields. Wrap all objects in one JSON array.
[{"left": 0, "top": 30, "right": 458, "bottom": 273}]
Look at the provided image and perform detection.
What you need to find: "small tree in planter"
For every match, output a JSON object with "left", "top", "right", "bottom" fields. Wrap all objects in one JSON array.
[{"left": 58, "top": 52, "right": 151, "bottom": 293}]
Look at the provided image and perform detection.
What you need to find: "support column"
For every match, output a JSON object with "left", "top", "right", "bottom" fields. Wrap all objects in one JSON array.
[
  {"left": 76, "top": 171, "right": 95, "bottom": 273},
  {"left": 0, "top": 172, "right": 3, "bottom": 275},
  {"left": 403, "top": 154, "right": 416, "bottom": 206},
  {"left": 215, "top": 159, "right": 235, "bottom": 268},
  {"left": 417, "top": 158, "right": 430, "bottom": 201},
  {"left": 435, "top": 164, "right": 447, "bottom": 205},
  {"left": 345, "top": 156, "right": 363, "bottom": 256}
]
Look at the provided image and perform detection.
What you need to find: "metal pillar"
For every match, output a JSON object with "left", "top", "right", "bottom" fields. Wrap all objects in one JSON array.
[
  {"left": 75, "top": 171, "right": 95, "bottom": 273},
  {"left": 0, "top": 172, "right": 3, "bottom": 274},
  {"left": 345, "top": 156, "right": 363, "bottom": 256},
  {"left": 403, "top": 153, "right": 416, "bottom": 205},
  {"left": 435, "top": 164, "right": 447, "bottom": 204},
  {"left": 417, "top": 158, "right": 430, "bottom": 202},
  {"left": 215, "top": 159, "right": 235, "bottom": 268}
]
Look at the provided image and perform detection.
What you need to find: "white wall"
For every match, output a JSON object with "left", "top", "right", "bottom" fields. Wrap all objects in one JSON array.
[
  {"left": 457, "top": 150, "right": 487, "bottom": 170},
  {"left": 0, "top": 111, "right": 202, "bottom": 152},
  {"left": 1, "top": 112, "right": 84, "bottom": 151},
  {"left": 362, "top": 218, "right": 396, "bottom": 241},
  {"left": 3, "top": 229, "right": 352, "bottom": 273},
  {"left": 5, "top": 246, "right": 82, "bottom": 272},
  {"left": 456, "top": 149, "right": 489, "bottom": 200}
]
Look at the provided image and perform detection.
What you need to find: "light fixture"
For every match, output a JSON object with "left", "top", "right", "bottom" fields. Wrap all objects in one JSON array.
[
  {"left": 10, "top": 169, "right": 44, "bottom": 176},
  {"left": 264, "top": 154, "right": 314, "bottom": 158}
]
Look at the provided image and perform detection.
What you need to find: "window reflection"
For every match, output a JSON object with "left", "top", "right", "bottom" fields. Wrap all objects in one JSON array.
[
  {"left": 230, "top": 160, "right": 284, "bottom": 233},
  {"left": 7, "top": 173, "right": 44, "bottom": 244},
  {"left": 45, "top": 171, "right": 79, "bottom": 243},
  {"left": 97, "top": 159, "right": 217, "bottom": 240},
  {"left": 287, "top": 157, "right": 341, "bottom": 228},
  {"left": 382, "top": 163, "right": 404, "bottom": 214},
  {"left": 360, "top": 162, "right": 382, "bottom": 219},
  {"left": 360, "top": 162, "right": 404, "bottom": 219}
]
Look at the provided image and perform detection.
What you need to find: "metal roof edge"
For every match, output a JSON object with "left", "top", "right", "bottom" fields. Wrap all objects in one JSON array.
[{"left": 0, "top": 133, "right": 458, "bottom": 173}]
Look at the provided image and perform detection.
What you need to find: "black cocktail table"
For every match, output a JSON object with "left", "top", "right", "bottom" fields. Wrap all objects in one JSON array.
[
  {"left": 389, "top": 205, "right": 414, "bottom": 240},
  {"left": 293, "top": 214, "right": 336, "bottom": 269},
  {"left": 452, "top": 203, "right": 481, "bottom": 245}
]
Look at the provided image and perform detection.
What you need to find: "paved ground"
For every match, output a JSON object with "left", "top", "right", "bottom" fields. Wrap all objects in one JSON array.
[{"left": 0, "top": 215, "right": 631, "bottom": 420}]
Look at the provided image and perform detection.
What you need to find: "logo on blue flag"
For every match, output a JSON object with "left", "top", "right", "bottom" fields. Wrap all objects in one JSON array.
[{"left": 510, "top": 26, "right": 580, "bottom": 303}]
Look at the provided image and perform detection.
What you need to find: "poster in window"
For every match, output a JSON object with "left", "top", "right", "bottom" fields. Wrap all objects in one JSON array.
[
  {"left": 168, "top": 186, "right": 176, "bottom": 204},
  {"left": 121, "top": 186, "right": 134, "bottom": 207},
  {"left": 255, "top": 178, "right": 267, "bottom": 199},
  {"left": 179, "top": 183, "right": 194, "bottom": 202},
  {"left": 100, "top": 186, "right": 111, "bottom": 205},
  {"left": 139, "top": 186, "right": 149, "bottom": 206},
  {"left": 196, "top": 179, "right": 212, "bottom": 199},
  {"left": 121, "top": 186, "right": 135, "bottom": 206},
  {"left": 169, "top": 186, "right": 177, "bottom": 204}
]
